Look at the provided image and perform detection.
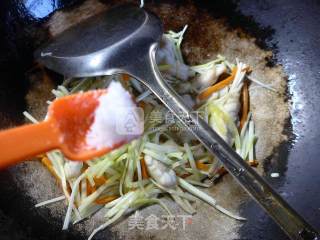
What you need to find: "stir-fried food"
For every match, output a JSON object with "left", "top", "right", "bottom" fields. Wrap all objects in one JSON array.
[{"left": 25, "top": 26, "right": 272, "bottom": 240}]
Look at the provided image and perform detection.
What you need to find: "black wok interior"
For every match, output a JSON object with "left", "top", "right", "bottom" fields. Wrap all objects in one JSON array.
[{"left": 0, "top": 0, "right": 319, "bottom": 239}]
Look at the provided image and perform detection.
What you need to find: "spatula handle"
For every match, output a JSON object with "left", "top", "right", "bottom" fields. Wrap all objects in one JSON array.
[
  {"left": 128, "top": 43, "right": 319, "bottom": 240},
  {"left": 0, "top": 121, "right": 60, "bottom": 168}
]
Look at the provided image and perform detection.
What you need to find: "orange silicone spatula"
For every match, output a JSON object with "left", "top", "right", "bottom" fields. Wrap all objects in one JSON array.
[{"left": 0, "top": 89, "right": 130, "bottom": 169}]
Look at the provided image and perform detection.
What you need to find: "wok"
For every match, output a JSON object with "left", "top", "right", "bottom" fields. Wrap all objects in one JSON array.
[{"left": 0, "top": 0, "right": 319, "bottom": 239}]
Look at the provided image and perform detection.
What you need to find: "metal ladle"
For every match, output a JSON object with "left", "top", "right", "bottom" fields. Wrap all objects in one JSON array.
[{"left": 35, "top": 5, "right": 319, "bottom": 240}]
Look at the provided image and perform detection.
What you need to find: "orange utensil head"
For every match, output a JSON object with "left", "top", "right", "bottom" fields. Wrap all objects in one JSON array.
[
  {"left": 48, "top": 90, "right": 105, "bottom": 160},
  {"left": 48, "top": 87, "right": 142, "bottom": 161}
]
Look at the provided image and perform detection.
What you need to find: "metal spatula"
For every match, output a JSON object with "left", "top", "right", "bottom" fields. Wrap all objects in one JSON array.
[{"left": 35, "top": 5, "right": 319, "bottom": 240}]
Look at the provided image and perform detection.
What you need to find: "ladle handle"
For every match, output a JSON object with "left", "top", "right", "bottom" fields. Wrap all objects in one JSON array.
[
  {"left": 0, "top": 121, "right": 59, "bottom": 168},
  {"left": 130, "top": 43, "right": 319, "bottom": 240}
]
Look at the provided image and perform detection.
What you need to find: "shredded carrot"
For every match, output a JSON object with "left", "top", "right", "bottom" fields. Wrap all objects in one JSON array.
[
  {"left": 41, "top": 156, "right": 52, "bottom": 166},
  {"left": 86, "top": 179, "right": 96, "bottom": 195},
  {"left": 249, "top": 160, "right": 259, "bottom": 167},
  {"left": 239, "top": 81, "right": 249, "bottom": 130},
  {"left": 196, "top": 162, "right": 210, "bottom": 171},
  {"left": 141, "top": 158, "right": 150, "bottom": 179},
  {"left": 95, "top": 195, "right": 119, "bottom": 205},
  {"left": 94, "top": 176, "right": 108, "bottom": 187},
  {"left": 197, "top": 67, "right": 237, "bottom": 101},
  {"left": 85, "top": 176, "right": 108, "bottom": 196},
  {"left": 41, "top": 156, "right": 60, "bottom": 181},
  {"left": 121, "top": 74, "right": 131, "bottom": 81}
]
